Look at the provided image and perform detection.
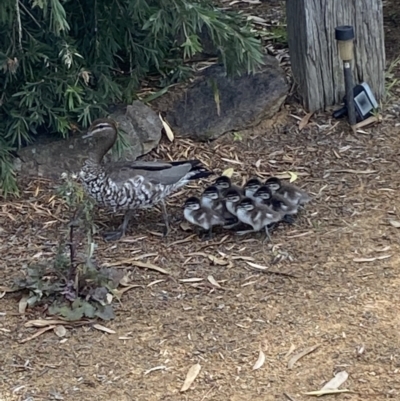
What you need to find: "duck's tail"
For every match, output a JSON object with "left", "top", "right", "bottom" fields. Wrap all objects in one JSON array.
[{"left": 172, "top": 159, "right": 213, "bottom": 181}]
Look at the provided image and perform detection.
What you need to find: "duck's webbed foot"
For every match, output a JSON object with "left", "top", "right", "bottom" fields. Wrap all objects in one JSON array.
[{"left": 103, "top": 210, "right": 133, "bottom": 242}]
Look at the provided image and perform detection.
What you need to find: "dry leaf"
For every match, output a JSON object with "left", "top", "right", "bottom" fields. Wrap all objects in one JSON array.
[
  {"left": 207, "top": 275, "right": 221, "bottom": 288},
  {"left": 287, "top": 344, "right": 320, "bottom": 369},
  {"left": 353, "top": 255, "right": 391, "bottom": 262},
  {"left": 321, "top": 371, "right": 349, "bottom": 390},
  {"left": 18, "top": 296, "right": 28, "bottom": 314},
  {"left": 180, "top": 363, "right": 201, "bottom": 392},
  {"left": 180, "top": 221, "right": 192, "bottom": 231},
  {"left": 389, "top": 220, "right": 400, "bottom": 228},
  {"left": 285, "top": 343, "right": 296, "bottom": 358},
  {"left": 298, "top": 112, "right": 313, "bottom": 130},
  {"left": 208, "top": 255, "right": 229, "bottom": 266},
  {"left": 303, "top": 389, "right": 351, "bottom": 397},
  {"left": 54, "top": 325, "right": 67, "bottom": 337},
  {"left": 113, "top": 284, "right": 141, "bottom": 298},
  {"left": 179, "top": 278, "right": 203, "bottom": 283},
  {"left": 222, "top": 168, "right": 234, "bottom": 178},
  {"left": 159, "top": 114, "right": 174, "bottom": 142},
  {"left": 119, "top": 274, "right": 131, "bottom": 286},
  {"left": 245, "top": 261, "right": 268, "bottom": 270},
  {"left": 287, "top": 171, "right": 298, "bottom": 183},
  {"left": 252, "top": 350, "right": 265, "bottom": 370},
  {"left": 92, "top": 324, "right": 116, "bottom": 334}
]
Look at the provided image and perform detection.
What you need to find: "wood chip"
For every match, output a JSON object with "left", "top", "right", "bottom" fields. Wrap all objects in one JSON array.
[
  {"left": 180, "top": 363, "right": 201, "bottom": 392},
  {"left": 144, "top": 365, "right": 167, "bottom": 375},
  {"left": 287, "top": 344, "right": 320, "bottom": 369},
  {"left": 20, "top": 325, "right": 56, "bottom": 343},
  {"left": 18, "top": 296, "right": 28, "bottom": 314}
]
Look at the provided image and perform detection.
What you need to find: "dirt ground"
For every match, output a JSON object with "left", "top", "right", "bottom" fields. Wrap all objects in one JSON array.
[{"left": 1, "top": 2, "right": 400, "bottom": 401}]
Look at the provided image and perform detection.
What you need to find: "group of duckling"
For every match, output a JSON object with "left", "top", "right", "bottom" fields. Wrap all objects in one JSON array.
[{"left": 183, "top": 175, "right": 311, "bottom": 240}]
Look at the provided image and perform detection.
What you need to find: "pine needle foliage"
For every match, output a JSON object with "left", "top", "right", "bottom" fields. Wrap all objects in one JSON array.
[{"left": 0, "top": 0, "right": 264, "bottom": 195}]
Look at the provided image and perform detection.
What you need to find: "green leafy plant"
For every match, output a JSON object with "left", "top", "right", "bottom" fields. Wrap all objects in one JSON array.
[
  {"left": 12, "top": 173, "right": 124, "bottom": 321},
  {"left": 0, "top": 0, "right": 265, "bottom": 194}
]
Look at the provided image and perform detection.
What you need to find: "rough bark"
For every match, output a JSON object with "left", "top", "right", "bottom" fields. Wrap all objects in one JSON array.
[{"left": 286, "top": 0, "right": 385, "bottom": 112}]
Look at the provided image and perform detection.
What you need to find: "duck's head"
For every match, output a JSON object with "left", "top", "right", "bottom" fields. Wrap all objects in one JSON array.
[
  {"left": 254, "top": 185, "right": 272, "bottom": 200},
  {"left": 237, "top": 197, "right": 255, "bottom": 211},
  {"left": 202, "top": 185, "right": 220, "bottom": 201},
  {"left": 265, "top": 177, "right": 282, "bottom": 192},
  {"left": 244, "top": 178, "right": 262, "bottom": 194},
  {"left": 184, "top": 196, "right": 201, "bottom": 211},
  {"left": 214, "top": 175, "right": 232, "bottom": 190},
  {"left": 225, "top": 188, "right": 241, "bottom": 203},
  {"left": 83, "top": 118, "right": 118, "bottom": 163}
]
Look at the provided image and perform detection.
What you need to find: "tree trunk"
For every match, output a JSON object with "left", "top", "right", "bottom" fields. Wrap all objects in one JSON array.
[{"left": 286, "top": 0, "right": 385, "bottom": 112}]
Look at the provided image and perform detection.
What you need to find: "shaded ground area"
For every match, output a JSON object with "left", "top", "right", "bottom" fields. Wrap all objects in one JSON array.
[{"left": 1, "top": 1, "right": 400, "bottom": 401}]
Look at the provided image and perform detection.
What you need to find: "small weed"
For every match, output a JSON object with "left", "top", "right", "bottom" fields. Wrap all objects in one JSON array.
[{"left": 11, "top": 174, "right": 124, "bottom": 321}]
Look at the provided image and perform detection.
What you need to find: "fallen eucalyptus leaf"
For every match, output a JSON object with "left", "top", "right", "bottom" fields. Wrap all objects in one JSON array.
[
  {"left": 222, "top": 168, "right": 234, "bottom": 178},
  {"left": 389, "top": 220, "right": 400, "bottom": 228},
  {"left": 288, "top": 344, "right": 320, "bottom": 369},
  {"left": 159, "top": 114, "right": 174, "bottom": 142},
  {"left": 207, "top": 275, "right": 221, "bottom": 288},
  {"left": 18, "top": 296, "right": 29, "bottom": 314},
  {"left": 93, "top": 324, "right": 116, "bottom": 334},
  {"left": 180, "top": 363, "right": 201, "bottom": 392},
  {"left": 252, "top": 350, "right": 265, "bottom": 370},
  {"left": 321, "top": 371, "right": 349, "bottom": 390},
  {"left": 287, "top": 171, "right": 298, "bottom": 183}
]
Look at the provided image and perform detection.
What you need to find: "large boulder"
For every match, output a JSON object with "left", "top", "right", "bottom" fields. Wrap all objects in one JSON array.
[
  {"left": 165, "top": 55, "right": 289, "bottom": 141},
  {"left": 14, "top": 101, "right": 162, "bottom": 180}
]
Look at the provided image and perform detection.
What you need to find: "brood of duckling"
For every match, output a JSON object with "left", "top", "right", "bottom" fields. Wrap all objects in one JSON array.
[
  {"left": 243, "top": 178, "right": 262, "bottom": 200},
  {"left": 79, "top": 118, "right": 212, "bottom": 241},
  {"left": 183, "top": 196, "right": 235, "bottom": 239},
  {"left": 236, "top": 197, "right": 282, "bottom": 241},
  {"left": 214, "top": 176, "right": 244, "bottom": 197},
  {"left": 265, "top": 177, "right": 311, "bottom": 206}
]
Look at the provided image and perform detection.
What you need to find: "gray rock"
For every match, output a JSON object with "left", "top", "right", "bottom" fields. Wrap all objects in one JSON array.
[
  {"left": 14, "top": 100, "right": 162, "bottom": 180},
  {"left": 166, "top": 55, "right": 289, "bottom": 141}
]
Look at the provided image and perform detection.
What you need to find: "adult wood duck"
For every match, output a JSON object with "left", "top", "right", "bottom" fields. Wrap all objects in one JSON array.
[{"left": 79, "top": 118, "right": 212, "bottom": 241}]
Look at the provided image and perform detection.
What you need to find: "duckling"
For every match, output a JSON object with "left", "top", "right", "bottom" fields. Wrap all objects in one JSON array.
[
  {"left": 214, "top": 176, "right": 244, "bottom": 197},
  {"left": 224, "top": 188, "right": 243, "bottom": 217},
  {"left": 201, "top": 185, "right": 238, "bottom": 226},
  {"left": 236, "top": 197, "right": 282, "bottom": 241},
  {"left": 243, "top": 178, "right": 262, "bottom": 200},
  {"left": 79, "top": 118, "right": 213, "bottom": 241},
  {"left": 253, "top": 185, "right": 298, "bottom": 224},
  {"left": 183, "top": 196, "right": 235, "bottom": 239},
  {"left": 265, "top": 177, "right": 311, "bottom": 206}
]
